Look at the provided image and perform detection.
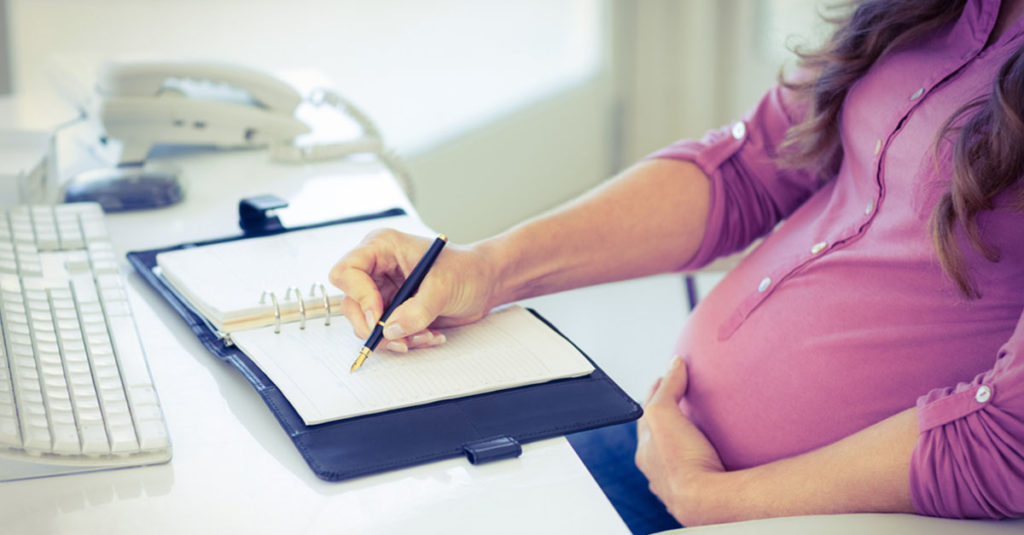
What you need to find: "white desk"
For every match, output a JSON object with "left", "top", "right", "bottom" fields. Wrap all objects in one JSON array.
[{"left": 0, "top": 149, "right": 629, "bottom": 534}]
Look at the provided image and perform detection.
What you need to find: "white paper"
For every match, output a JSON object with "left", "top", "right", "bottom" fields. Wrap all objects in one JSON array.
[{"left": 230, "top": 306, "right": 595, "bottom": 425}]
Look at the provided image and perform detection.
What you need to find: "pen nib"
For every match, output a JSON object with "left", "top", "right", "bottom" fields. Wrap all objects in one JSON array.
[{"left": 350, "top": 347, "right": 372, "bottom": 373}]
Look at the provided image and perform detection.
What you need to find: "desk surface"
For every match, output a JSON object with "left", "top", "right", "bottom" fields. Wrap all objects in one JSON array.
[{"left": 0, "top": 149, "right": 628, "bottom": 534}]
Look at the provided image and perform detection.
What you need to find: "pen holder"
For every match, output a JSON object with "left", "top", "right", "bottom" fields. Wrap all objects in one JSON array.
[{"left": 239, "top": 194, "right": 289, "bottom": 236}]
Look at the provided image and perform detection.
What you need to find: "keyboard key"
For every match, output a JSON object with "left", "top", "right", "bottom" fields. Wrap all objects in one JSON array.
[
  {"left": 108, "top": 424, "right": 140, "bottom": 453},
  {"left": 11, "top": 225, "right": 34, "bottom": 245},
  {"left": 68, "top": 363, "right": 92, "bottom": 381},
  {"left": 22, "top": 421, "right": 52, "bottom": 451},
  {"left": 64, "top": 251, "right": 90, "bottom": 273},
  {"left": 131, "top": 403, "right": 163, "bottom": 422},
  {"left": 127, "top": 385, "right": 159, "bottom": 408},
  {"left": 107, "top": 316, "right": 152, "bottom": 388},
  {"left": 7, "top": 322, "right": 29, "bottom": 338},
  {"left": 22, "top": 400, "right": 46, "bottom": 420},
  {"left": 77, "top": 402, "right": 102, "bottom": 423},
  {"left": 71, "top": 277, "right": 100, "bottom": 303},
  {"left": 0, "top": 416, "right": 21, "bottom": 446},
  {"left": 35, "top": 231, "right": 60, "bottom": 251},
  {"left": 80, "top": 423, "right": 110, "bottom": 455},
  {"left": 96, "top": 273, "right": 122, "bottom": 289},
  {"left": 57, "top": 218, "right": 86, "bottom": 250},
  {"left": 136, "top": 420, "right": 170, "bottom": 451},
  {"left": 98, "top": 378, "right": 127, "bottom": 401},
  {"left": 63, "top": 349, "right": 88, "bottom": 365},
  {"left": 1, "top": 275, "right": 23, "bottom": 293},
  {"left": 15, "top": 365, "right": 39, "bottom": 383},
  {"left": 50, "top": 407, "right": 75, "bottom": 426},
  {"left": 102, "top": 300, "right": 132, "bottom": 317},
  {"left": 51, "top": 422, "right": 81, "bottom": 455},
  {"left": 19, "top": 261, "right": 43, "bottom": 277}
]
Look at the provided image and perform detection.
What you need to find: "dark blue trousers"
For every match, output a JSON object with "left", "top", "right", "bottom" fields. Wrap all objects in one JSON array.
[{"left": 567, "top": 421, "right": 683, "bottom": 534}]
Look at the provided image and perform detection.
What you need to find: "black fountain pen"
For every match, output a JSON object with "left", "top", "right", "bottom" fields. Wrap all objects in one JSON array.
[{"left": 350, "top": 234, "right": 448, "bottom": 373}]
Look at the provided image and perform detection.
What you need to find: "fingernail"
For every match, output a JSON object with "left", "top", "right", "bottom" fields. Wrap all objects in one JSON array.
[
  {"left": 365, "top": 309, "right": 377, "bottom": 330},
  {"left": 430, "top": 333, "right": 446, "bottom": 346},
  {"left": 411, "top": 333, "right": 432, "bottom": 345},
  {"left": 671, "top": 356, "right": 682, "bottom": 368},
  {"left": 385, "top": 341, "right": 408, "bottom": 353},
  {"left": 383, "top": 323, "right": 405, "bottom": 339}
]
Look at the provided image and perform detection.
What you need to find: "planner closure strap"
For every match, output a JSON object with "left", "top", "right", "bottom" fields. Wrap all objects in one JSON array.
[{"left": 462, "top": 436, "right": 522, "bottom": 465}]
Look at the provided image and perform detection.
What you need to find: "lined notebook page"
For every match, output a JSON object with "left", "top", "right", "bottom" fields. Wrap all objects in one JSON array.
[
  {"left": 155, "top": 214, "right": 432, "bottom": 332},
  {"left": 230, "top": 306, "right": 595, "bottom": 425}
]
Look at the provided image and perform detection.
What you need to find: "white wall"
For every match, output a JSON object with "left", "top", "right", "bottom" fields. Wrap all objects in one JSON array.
[
  {"left": 409, "top": 79, "right": 614, "bottom": 241},
  {"left": 0, "top": 0, "right": 10, "bottom": 94},
  {"left": 410, "top": 0, "right": 828, "bottom": 241},
  {"left": 614, "top": 0, "right": 825, "bottom": 163}
]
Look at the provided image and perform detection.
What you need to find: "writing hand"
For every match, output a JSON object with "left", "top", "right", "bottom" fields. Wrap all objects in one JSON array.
[{"left": 329, "top": 228, "right": 498, "bottom": 351}]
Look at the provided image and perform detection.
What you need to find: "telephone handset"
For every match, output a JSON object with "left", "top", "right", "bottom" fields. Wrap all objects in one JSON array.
[{"left": 95, "top": 60, "right": 384, "bottom": 164}]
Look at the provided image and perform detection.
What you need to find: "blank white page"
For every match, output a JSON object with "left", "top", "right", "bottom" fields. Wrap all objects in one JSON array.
[{"left": 230, "top": 306, "right": 595, "bottom": 425}]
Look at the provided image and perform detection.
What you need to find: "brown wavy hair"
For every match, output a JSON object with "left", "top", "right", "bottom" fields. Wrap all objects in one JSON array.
[{"left": 780, "top": 0, "right": 1024, "bottom": 298}]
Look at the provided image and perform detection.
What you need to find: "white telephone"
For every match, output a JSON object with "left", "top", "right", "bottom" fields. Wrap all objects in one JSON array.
[{"left": 94, "top": 60, "right": 384, "bottom": 164}]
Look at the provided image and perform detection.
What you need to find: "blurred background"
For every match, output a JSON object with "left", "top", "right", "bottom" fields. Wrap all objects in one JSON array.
[{"left": 0, "top": 0, "right": 826, "bottom": 241}]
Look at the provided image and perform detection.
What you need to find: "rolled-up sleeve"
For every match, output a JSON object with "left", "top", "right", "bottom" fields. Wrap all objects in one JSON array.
[
  {"left": 648, "top": 84, "right": 823, "bottom": 270},
  {"left": 910, "top": 311, "right": 1024, "bottom": 519}
]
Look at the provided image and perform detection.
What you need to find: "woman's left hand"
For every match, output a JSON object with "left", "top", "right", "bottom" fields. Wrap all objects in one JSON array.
[{"left": 635, "top": 356, "right": 728, "bottom": 526}]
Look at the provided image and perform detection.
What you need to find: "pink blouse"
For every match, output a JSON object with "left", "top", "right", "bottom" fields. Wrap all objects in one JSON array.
[{"left": 650, "top": 0, "right": 1024, "bottom": 519}]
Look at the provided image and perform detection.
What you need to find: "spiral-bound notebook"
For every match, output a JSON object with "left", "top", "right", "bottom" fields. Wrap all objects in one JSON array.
[{"left": 128, "top": 207, "right": 641, "bottom": 481}]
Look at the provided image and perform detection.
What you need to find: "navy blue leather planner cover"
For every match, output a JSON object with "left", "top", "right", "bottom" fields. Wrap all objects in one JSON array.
[{"left": 127, "top": 208, "right": 642, "bottom": 481}]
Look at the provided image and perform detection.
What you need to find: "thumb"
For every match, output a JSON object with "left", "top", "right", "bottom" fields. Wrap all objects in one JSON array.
[
  {"left": 644, "top": 377, "right": 663, "bottom": 406},
  {"left": 651, "top": 356, "right": 689, "bottom": 405}
]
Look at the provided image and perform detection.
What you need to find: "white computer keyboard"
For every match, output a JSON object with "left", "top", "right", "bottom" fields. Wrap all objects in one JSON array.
[{"left": 0, "top": 203, "right": 170, "bottom": 481}]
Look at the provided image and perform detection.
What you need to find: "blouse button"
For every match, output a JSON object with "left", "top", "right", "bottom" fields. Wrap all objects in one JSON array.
[
  {"left": 874, "top": 139, "right": 882, "bottom": 155},
  {"left": 975, "top": 385, "right": 992, "bottom": 403},
  {"left": 810, "top": 241, "right": 828, "bottom": 255},
  {"left": 910, "top": 87, "right": 924, "bottom": 101},
  {"left": 731, "top": 121, "right": 746, "bottom": 140},
  {"left": 757, "top": 277, "right": 772, "bottom": 293},
  {"left": 865, "top": 198, "right": 875, "bottom": 215}
]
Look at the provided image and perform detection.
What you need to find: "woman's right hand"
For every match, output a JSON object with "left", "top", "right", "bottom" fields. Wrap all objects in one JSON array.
[{"left": 328, "top": 228, "right": 502, "bottom": 352}]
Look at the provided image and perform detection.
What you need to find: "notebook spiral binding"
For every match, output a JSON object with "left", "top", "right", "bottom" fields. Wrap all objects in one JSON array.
[
  {"left": 315, "top": 284, "right": 332, "bottom": 326},
  {"left": 260, "top": 284, "right": 333, "bottom": 334},
  {"left": 286, "top": 287, "right": 307, "bottom": 329},
  {"left": 259, "top": 290, "right": 282, "bottom": 333}
]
